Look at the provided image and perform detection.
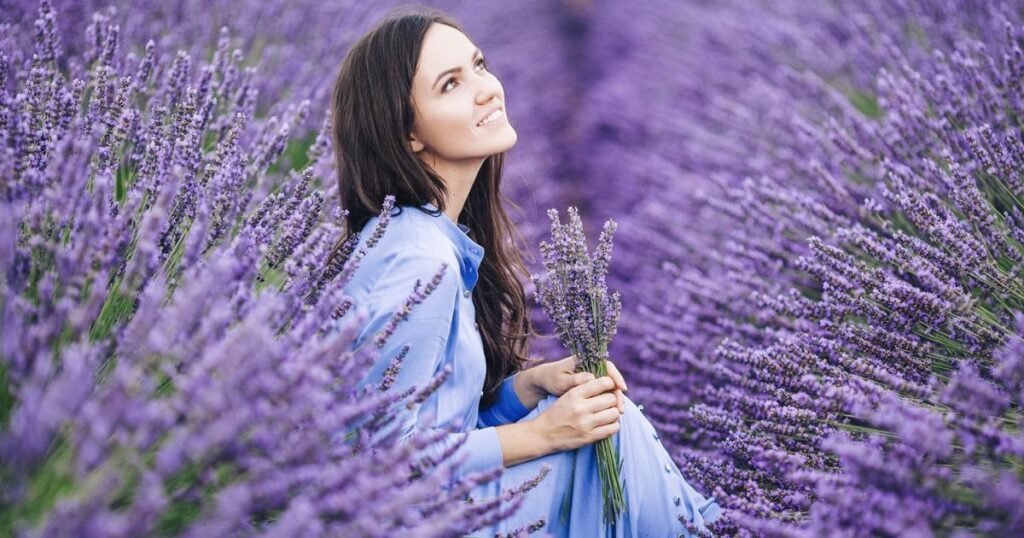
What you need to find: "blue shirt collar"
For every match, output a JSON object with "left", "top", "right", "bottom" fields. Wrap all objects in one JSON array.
[{"left": 416, "top": 201, "right": 485, "bottom": 292}]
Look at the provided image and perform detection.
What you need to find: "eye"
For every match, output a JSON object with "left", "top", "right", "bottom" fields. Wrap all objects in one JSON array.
[{"left": 441, "top": 58, "right": 489, "bottom": 94}]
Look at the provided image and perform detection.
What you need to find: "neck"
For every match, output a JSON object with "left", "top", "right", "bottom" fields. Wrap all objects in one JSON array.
[{"left": 421, "top": 155, "right": 485, "bottom": 224}]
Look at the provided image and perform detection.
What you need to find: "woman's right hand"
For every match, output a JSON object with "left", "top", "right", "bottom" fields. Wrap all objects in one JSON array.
[{"left": 532, "top": 375, "right": 622, "bottom": 453}]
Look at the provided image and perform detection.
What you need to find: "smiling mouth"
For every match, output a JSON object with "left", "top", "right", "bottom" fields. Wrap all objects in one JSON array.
[{"left": 477, "top": 108, "right": 505, "bottom": 127}]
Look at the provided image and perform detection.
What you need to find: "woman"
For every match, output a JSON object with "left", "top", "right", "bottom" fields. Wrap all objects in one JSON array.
[{"left": 330, "top": 6, "right": 720, "bottom": 536}]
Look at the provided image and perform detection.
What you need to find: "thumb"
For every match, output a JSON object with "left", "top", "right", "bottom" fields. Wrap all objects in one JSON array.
[{"left": 576, "top": 372, "right": 595, "bottom": 384}]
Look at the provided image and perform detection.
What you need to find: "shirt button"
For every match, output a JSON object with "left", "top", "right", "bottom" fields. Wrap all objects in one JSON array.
[{"left": 463, "top": 289, "right": 471, "bottom": 298}]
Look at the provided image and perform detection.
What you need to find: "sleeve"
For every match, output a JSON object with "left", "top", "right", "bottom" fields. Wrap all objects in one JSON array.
[
  {"left": 477, "top": 373, "right": 531, "bottom": 427},
  {"left": 351, "top": 249, "right": 505, "bottom": 481}
]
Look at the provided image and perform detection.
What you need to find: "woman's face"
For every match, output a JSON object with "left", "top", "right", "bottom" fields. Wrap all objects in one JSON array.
[{"left": 408, "top": 23, "right": 517, "bottom": 164}]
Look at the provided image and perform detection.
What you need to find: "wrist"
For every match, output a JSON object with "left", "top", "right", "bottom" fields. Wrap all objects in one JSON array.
[
  {"left": 496, "top": 420, "right": 553, "bottom": 466},
  {"left": 517, "top": 365, "right": 548, "bottom": 398},
  {"left": 512, "top": 369, "right": 544, "bottom": 409},
  {"left": 526, "top": 416, "right": 556, "bottom": 455}
]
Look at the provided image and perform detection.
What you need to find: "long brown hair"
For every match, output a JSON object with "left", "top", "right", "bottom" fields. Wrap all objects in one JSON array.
[{"left": 329, "top": 6, "right": 534, "bottom": 410}]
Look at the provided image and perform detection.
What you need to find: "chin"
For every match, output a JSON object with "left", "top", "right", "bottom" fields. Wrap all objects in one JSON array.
[
  {"left": 495, "top": 127, "right": 518, "bottom": 152},
  {"left": 469, "top": 136, "right": 516, "bottom": 158},
  {"left": 458, "top": 127, "right": 517, "bottom": 158}
]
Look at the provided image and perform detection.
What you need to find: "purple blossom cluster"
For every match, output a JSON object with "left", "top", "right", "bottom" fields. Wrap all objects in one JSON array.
[
  {"left": 531, "top": 207, "right": 621, "bottom": 373},
  {"left": 0, "top": 2, "right": 547, "bottom": 535}
]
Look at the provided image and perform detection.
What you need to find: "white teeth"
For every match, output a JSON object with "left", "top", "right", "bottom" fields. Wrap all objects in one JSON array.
[{"left": 478, "top": 109, "right": 502, "bottom": 126}]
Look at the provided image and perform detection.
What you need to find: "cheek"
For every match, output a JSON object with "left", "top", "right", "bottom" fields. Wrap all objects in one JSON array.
[{"left": 424, "top": 103, "right": 475, "bottom": 142}]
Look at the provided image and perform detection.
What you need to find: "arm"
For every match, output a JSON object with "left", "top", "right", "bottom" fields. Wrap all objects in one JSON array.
[
  {"left": 477, "top": 369, "right": 548, "bottom": 428},
  {"left": 513, "top": 366, "right": 549, "bottom": 410},
  {"left": 348, "top": 250, "right": 504, "bottom": 481},
  {"left": 494, "top": 421, "right": 552, "bottom": 466},
  {"left": 497, "top": 375, "right": 625, "bottom": 466},
  {"left": 479, "top": 369, "right": 558, "bottom": 466}
]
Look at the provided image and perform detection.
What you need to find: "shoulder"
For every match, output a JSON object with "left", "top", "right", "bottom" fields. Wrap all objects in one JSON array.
[
  {"left": 356, "top": 205, "right": 459, "bottom": 271},
  {"left": 345, "top": 206, "right": 461, "bottom": 308},
  {"left": 354, "top": 249, "right": 461, "bottom": 329}
]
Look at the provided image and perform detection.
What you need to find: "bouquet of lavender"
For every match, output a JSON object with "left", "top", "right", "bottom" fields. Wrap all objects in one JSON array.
[{"left": 531, "top": 207, "right": 625, "bottom": 527}]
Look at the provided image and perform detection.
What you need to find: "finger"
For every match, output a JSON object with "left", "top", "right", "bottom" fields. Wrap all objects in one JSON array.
[
  {"left": 562, "top": 373, "right": 589, "bottom": 393},
  {"left": 590, "top": 406, "right": 622, "bottom": 428},
  {"left": 591, "top": 419, "right": 621, "bottom": 442},
  {"left": 575, "top": 376, "right": 617, "bottom": 399},
  {"left": 607, "top": 361, "right": 627, "bottom": 392},
  {"left": 616, "top": 389, "right": 623, "bottom": 414},
  {"left": 574, "top": 372, "right": 595, "bottom": 386},
  {"left": 584, "top": 392, "right": 618, "bottom": 413}
]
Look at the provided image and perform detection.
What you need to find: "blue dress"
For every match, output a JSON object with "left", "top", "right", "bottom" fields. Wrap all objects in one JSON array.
[{"left": 341, "top": 201, "right": 721, "bottom": 537}]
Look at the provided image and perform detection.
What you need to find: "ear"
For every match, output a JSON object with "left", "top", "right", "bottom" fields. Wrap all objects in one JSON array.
[{"left": 408, "top": 131, "right": 425, "bottom": 153}]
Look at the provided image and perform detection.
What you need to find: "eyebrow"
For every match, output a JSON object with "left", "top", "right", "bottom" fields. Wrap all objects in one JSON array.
[{"left": 432, "top": 48, "right": 483, "bottom": 90}]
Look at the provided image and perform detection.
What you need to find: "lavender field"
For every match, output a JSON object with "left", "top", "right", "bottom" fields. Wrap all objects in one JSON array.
[{"left": 2, "top": 0, "right": 1024, "bottom": 535}]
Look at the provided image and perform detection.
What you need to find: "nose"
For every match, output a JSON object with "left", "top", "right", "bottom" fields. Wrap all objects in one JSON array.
[{"left": 474, "top": 72, "right": 502, "bottom": 106}]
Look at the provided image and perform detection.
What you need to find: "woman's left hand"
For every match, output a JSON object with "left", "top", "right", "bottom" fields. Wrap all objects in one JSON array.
[{"left": 527, "top": 355, "right": 628, "bottom": 414}]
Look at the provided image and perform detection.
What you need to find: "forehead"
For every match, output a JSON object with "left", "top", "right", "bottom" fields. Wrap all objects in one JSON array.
[{"left": 415, "top": 23, "right": 476, "bottom": 81}]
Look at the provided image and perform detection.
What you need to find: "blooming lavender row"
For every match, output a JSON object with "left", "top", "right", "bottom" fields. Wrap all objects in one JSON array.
[
  {"left": 581, "top": 1, "right": 1024, "bottom": 535},
  {"left": 0, "top": 2, "right": 550, "bottom": 535}
]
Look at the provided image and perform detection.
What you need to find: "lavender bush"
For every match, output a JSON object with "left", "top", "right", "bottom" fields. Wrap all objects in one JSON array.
[
  {"left": 590, "top": 1, "right": 1024, "bottom": 536},
  {"left": 0, "top": 2, "right": 549, "bottom": 535}
]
